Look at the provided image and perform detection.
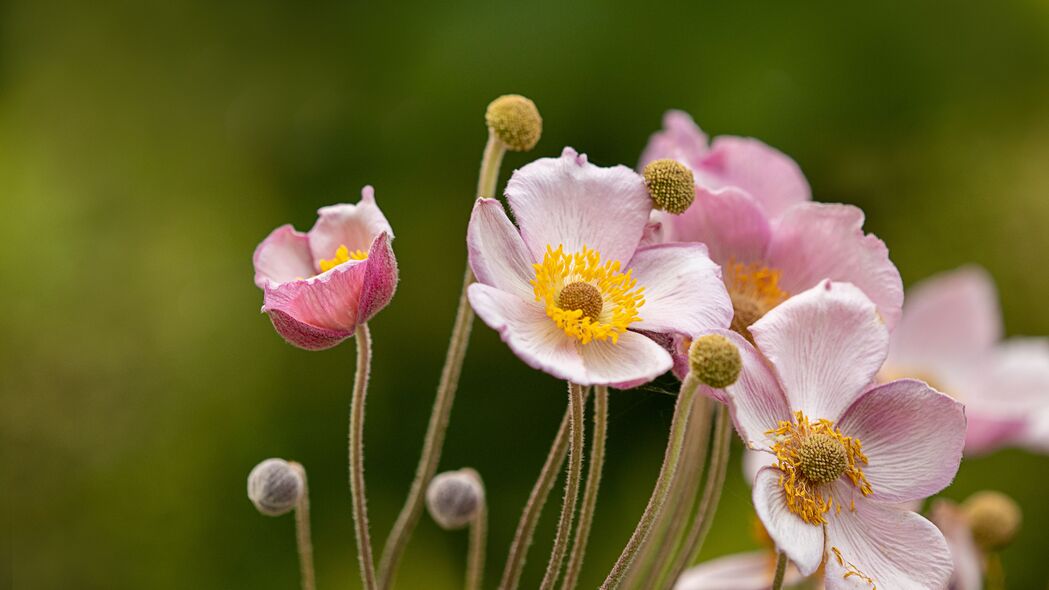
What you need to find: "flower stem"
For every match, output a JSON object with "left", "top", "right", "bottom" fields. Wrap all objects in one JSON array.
[
  {"left": 289, "top": 462, "right": 316, "bottom": 590},
  {"left": 376, "top": 130, "right": 506, "bottom": 590},
  {"left": 600, "top": 375, "right": 700, "bottom": 589},
  {"left": 466, "top": 496, "right": 487, "bottom": 590},
  {"left": 986, "top": 553, "right": 1005, "bottom": 590},
  {"left": 539, "top": 383, "right": 587, "bottom": 590},
  {"left": 559, "top": 385, "right": 608, "bottom": 590},
  {"left": 771, "top": 552, "right": 787, "bottom": 590},
  {"left": 500, "top": 389, "right": 589, "bottom": 590},
  {"left": 349, "top": 323, "right": 377, "bottom": 590}
]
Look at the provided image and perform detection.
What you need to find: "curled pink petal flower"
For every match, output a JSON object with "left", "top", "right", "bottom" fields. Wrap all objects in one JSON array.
[
  {"left": 252, "top": 187, "right": 398, "bottom": 350},
  {"left": 467, "top": 148, "right": 733, "bottom": 387}
]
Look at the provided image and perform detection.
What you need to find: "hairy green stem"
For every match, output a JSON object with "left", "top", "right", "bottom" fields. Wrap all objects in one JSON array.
[
  {"left": 771, "top": 552, "right": 787, "bottom": 590},
  {"left": 289, "top": 462, "right": 316, "bottom": 590},
  {"left": 466, "top": 498, "right": 487, "bottom": 590},
  {"left": 349, "top": 323, "right": 377, "bottom": 590},
  {"left": 539, "top": 383, "right": 587, "bottom": 590}
]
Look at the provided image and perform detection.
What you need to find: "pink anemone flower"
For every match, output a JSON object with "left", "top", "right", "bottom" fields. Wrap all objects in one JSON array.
[
  {"left": 252, "top": 186, "right": 398, "bottom": 350},
  {"left": 722, "top": 279, "right": 965, "bottom": 589},
  {"left": 640, "top": 111, "right": 903, "bottom": 354},
  {"left": 466, "top": 147, "right": 733, "bottom": 388},
  {"left": 882, "top": 266, "right": 1049, "bottom": 455}
]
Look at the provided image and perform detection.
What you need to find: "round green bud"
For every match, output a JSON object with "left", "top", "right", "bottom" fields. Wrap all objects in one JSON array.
[
  {"left": 642, "top": 159, "right": 695, "bottom": 215},
  {"left": 485, "top": 95, "right": 542, "bottom": 152},
  {"left": 247, "top": 458, "right": 303, "bottom": 517},
  {"left": 962, "top": 490, "right": 1021, "bottom": 551},
  {"left": 426, "top": 468, "right": 485, "bottom": 530},
  {"left": 689, "top": 334, "right": 742, "bottom": 388}
]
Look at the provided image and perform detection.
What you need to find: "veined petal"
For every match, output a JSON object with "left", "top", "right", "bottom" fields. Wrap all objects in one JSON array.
[
  {"left": 929, "top": 500, "right": 983, "bottom": 590},
  {"left": 467, "top": 283, "right": 588, "bottom": 383},
  {"left": 720, "top": 330, "right": 792, "bottom": 451},
  {"left": 253, "top": 224, "right": 314, "bottom": 288},
  {"left": 357, "top": 232, "right": 398, "bottom": 324},
  {"left": 307, "top": 186, "right": 394, "bottom": 267},
  {"left": 265, "top": 309, "right": 354, "bottom": 350},
  {"left": 673, "top": 550, "right": 803, "bottom": 590},
  {"left": 467, "top": 198, "right": 535, "bottom": 299},
  {"left": 505, "top": 147, "right": 652, "bottom": 266},
  {"left": 695, "top": 135, "right": 811, "bottom": 218},
  {"left": 627, "top": 243, "right": 733, "bottom": 338},
  {"left": 824, "top": 493, "right": 952, "bottom": 590},
  {"left": 578, "top": 330, "right": 673, "bottom": 388},
  {"left": 766, "top": 203, "right": 903, "bottom": 330},
  {"left": 750, "top": 281, "right": 889, "bottom": 424},
  {"left": 837, "top": 380, "right": 965, "bottom": 503},
  {"left": 664, "top": 186, "right": 772, "bottom": 265},
  {"left": 639, "top": 110, "right": 710, "bottom": 168},
  {"left": 752, "top": 467, "right": 825, "bottom": 576}
]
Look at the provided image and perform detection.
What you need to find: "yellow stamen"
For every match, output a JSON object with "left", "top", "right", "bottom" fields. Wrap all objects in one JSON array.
[
  {"left": 319, "top": 244, "right": 368, "bottom": 272},
  {"left": 831, "top": 547, "right": 877, "bottom": 588},
  {"left": 531, "top": 245, "right": 645, "bottom": 344},
  {"left": 725, "top": 260, "right": 789, "bottom": 337},
  {"left": 767, "top": 411, "right": 872, "bottom": 525}
]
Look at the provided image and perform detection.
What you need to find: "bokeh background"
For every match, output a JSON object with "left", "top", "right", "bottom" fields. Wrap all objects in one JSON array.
[{"left": 4, "top": 1, "right": 1049, "bottom": 588}]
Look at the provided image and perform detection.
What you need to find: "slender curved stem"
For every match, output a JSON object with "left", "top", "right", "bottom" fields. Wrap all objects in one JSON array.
[
  {"left": 500, "top": 389, "right": 590, "bottom": 590},
  {"left": 289, "top": 462, "right": 316, "bottom": 590},
  {"left": 771, "top": 552, "right": 788, "bottom": 590},
  {"left": 376, "top": 131, "right": 506, "bottom": 590},
  {"left": 986, "top": 553, "right": 1005, "bottom": 590},
  {"left": 559, "top": 385, "right": 608, "bottom": 590},
  {"left": 600, "top": 375, "right": 700, "bottom": 589},
  {"left": 349, "top": 323, "right": 377, "bottom": 590},
  {"left": 466, "top": 498, "right": 487, "bottom": 590},
  {"left": 539, "top": 383, "right": 587, "bottom": 590},
  {"left": 664, "top": 405, "right": 733, "bottom": 585}
]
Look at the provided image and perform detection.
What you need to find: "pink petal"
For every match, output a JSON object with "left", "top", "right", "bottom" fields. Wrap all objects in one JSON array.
[
  {"left": 505, "top": 147, "right": 652, "bottom": 266},
  {"left": 750, "top": 280, "right": 889, "bottom": 423},
  {"left": 766, "top": 203, "right": 903, "bottom": 330},
  {"left": 356, "top": 232, "right": 398, "bottom": 324},
  {"left": 664, "top": 186, "right": 772, "bottom": 265},
  {"left": 888, "top": 266, "right": 1001, "bottom": 371},
  {"left": 578, "top": 330, "right": 673, "bottom": 388},
  {"left": 627, "top": 243, "right": 733, "bottom": 338},
  {"left": 824, "top": 493, "right": 952, "bottom": 590},
  {"left": 694, "top": 135, "right": 811, "bottom": 219},
  {"left": 1025, "top": 408, "right": 1049, "bottom": 454},
  {"left": 265, "top": 309, "right": 354, "bottom": 350},
  {"left": 467, "top": 283, "right": 588, "bottom": 383},
  {"left": 929, "top": 500, "right": 983, "bottom": 590},
  {"left": 720, "top": 330, "right": 793, "bottom": 450},
  {"left": 965, "top": 413, "right": 1028, "bottom": 456},
  {"left": 742, "top": 449, "right": 776, "bottom": 487},
  {"left": 639, "top": 110, "right": 710, "bottom": 168},
  {"left": 307, "top": 186, "right": 394, "bottom": 267},
  {"left": 963, "top": 338, "right": 1049, "bottom": 454},
  {"left": 467, "top": 198, "right": 536, "bottom": 300},
  {"left": 253, "top": 225, "right": 315, "bottom": 288},
  {"left": 752, "top": 467, "right": 825, "bottom": 576},
  {"left": 673, "top": 550, "right": 803, "bottom": 590},
  {"left": 837, "top": 379, "right": 965, "bottom": 503}
]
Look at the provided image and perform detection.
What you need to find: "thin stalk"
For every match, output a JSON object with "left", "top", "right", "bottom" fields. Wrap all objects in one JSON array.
[
  {"left": 466, "top": 499, "right": 487, "bottom": 590},
  {"left": 986, "top": 553, "right": 1005, "bottom": 590},
  {"left": 600, "top": 375, "right": 701, "bottom": 589},
  {"left": 500, "top": 389, "right": 590, "bottom": 590},
  {"left": 771, "top": 552, "right": 787, "bottom": 590},
  {"left": 559, "top": 385, "right": 609, "bottom": 590},
  {"left": 376, "top": 131, "right": 507, "bottom": 590},
  {"left": 539, "top": 383, "right": 587, "bottom": 590},
  {"left": 290, "top": 462, "right": 316, "bottom": 590},
  {"left": 664, "top": 405, "right": 732, "bottom": 585},
  {"left": 349, "top": 323, "right": 377, "bottom": 590}
]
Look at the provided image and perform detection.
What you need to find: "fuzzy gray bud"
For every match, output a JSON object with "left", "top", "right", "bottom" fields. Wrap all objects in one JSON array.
[
  {"left": 426, "top": 468, "right": 485, "bottom": 530},
  {"left": 247, "top": 458, "right": 304, "bottom": 517}
]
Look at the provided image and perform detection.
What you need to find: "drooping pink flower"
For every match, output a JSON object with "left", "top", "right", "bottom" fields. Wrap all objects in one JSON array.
[
  {"left": 252, "top": 186, "right": 398, "bottom": 350},
  {"left": 723, "top": 280, "right": 964, "bottom": 589},
  {"left": 640, "top": 111, "right": 903, "bottom": 352},
  {"left": 466, "top": 147, "right": 733, "bottom": 387},
  {"left": 882, "top": 266, "right": 1049, "bottom": 455}
]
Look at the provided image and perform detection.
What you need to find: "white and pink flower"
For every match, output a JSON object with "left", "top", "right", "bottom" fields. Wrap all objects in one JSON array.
[
  {"left": 466, "top": 147, "right": 733, "bottom": 388},
  {"left": 722, "top": 280, "right": 965, "bottom": 589},
  {"left": 252, "top": 187, "right": 398, "bottom": 350}
]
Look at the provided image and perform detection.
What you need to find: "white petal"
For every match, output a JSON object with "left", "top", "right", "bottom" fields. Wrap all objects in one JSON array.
[
  {"left": 467, "top": 198, "right": 536, "bottom": 300},
  {"left": 752, "top": 467, "right": 825, "bottom": 576}
]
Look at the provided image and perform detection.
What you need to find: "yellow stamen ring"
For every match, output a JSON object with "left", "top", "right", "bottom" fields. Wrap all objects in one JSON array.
[
  {"left": 725, "top": 260, "right": 789, "bottom": 337},
  {"left": 319, "top": 244, "right": 368, "bottom": 273}
]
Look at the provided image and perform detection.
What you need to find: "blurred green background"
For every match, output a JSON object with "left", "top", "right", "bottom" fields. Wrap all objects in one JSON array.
[{"left": 4, "top": 0, "right": 1049, "bottom": 588}]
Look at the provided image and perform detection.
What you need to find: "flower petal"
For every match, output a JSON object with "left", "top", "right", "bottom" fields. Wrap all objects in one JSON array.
[
  {"left": 837, "top": 379, "right": 965, "bottom": 502},
  {"left": 752, "top": 467, "right": 825, "bottom": 576},
  {"left": 467, "top": 198, "right": 535, "bottom": 299},
  {"left": 720, "top": 330, "right": 792, "bottom": 450},
  {"left": 639, "top": 110, "right": 710, "bottom": 168},
  {"left": 265, "top": 309, "right": 354, "bottom": 350},
  {"left": 253, "top": 224, "right": 315, "bottom": 288},
  {"left": 578, "top": 330, "right": 673, "bottom": 388},
  {"left": 694, "top": 135, "right": 811, "bottom": 219},
  {"left": 627, "top": 243, "right": 733, "bottom": 338},
  {"left": 750, "top": 280, "right": 889, "bottom": 423},
  {"left": 307, "top": 186, "right": 394, "bottom": 266},
  {"left": 263, "top": 259, "right": 369, "bottom": 332},
  {"left": 357, "top": 232, "right": 398, "bottom": 324},
  {"left": 929, "top": 500, "right": 983, "bottom": 590},
  {"left": 467, "top": 283, "right": 588, "bottom": 383},
  {"left": 673, "top": 550, "right": 803, "bottom": 590},
  {"left": 766, "top": 203, "right": 903, "bottom": 330},
  {"left": 662, "top": 187, "right": 772, "bottom": 265},
  {"left": 824, "top": 493, "right": 952, "bottom": 590},
  {"left": 742, "top": 449, "right": 776, "bottom": 486},
  {"left": 505, "top": 147, "right": 652, "bottom": 266}
]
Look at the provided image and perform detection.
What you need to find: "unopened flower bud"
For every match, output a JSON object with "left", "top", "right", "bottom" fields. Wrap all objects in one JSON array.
[
  {"left": 962, "top": 490, "right": 1021, "bottom": 551},
  {"left": 426, "top": 468, "right": 485, "bottom": 530},
  {"left": 247, "top": 458, "right": 304, "bottom": 517},
  {"left": 485, "top": 95, "right": 542, "bottom": 152},
  {"left": 689, "top": 334, "right": 742, "bottom": 388},
  {"left": 642, "top": 159, "right": 695, "bottom": 215}
]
